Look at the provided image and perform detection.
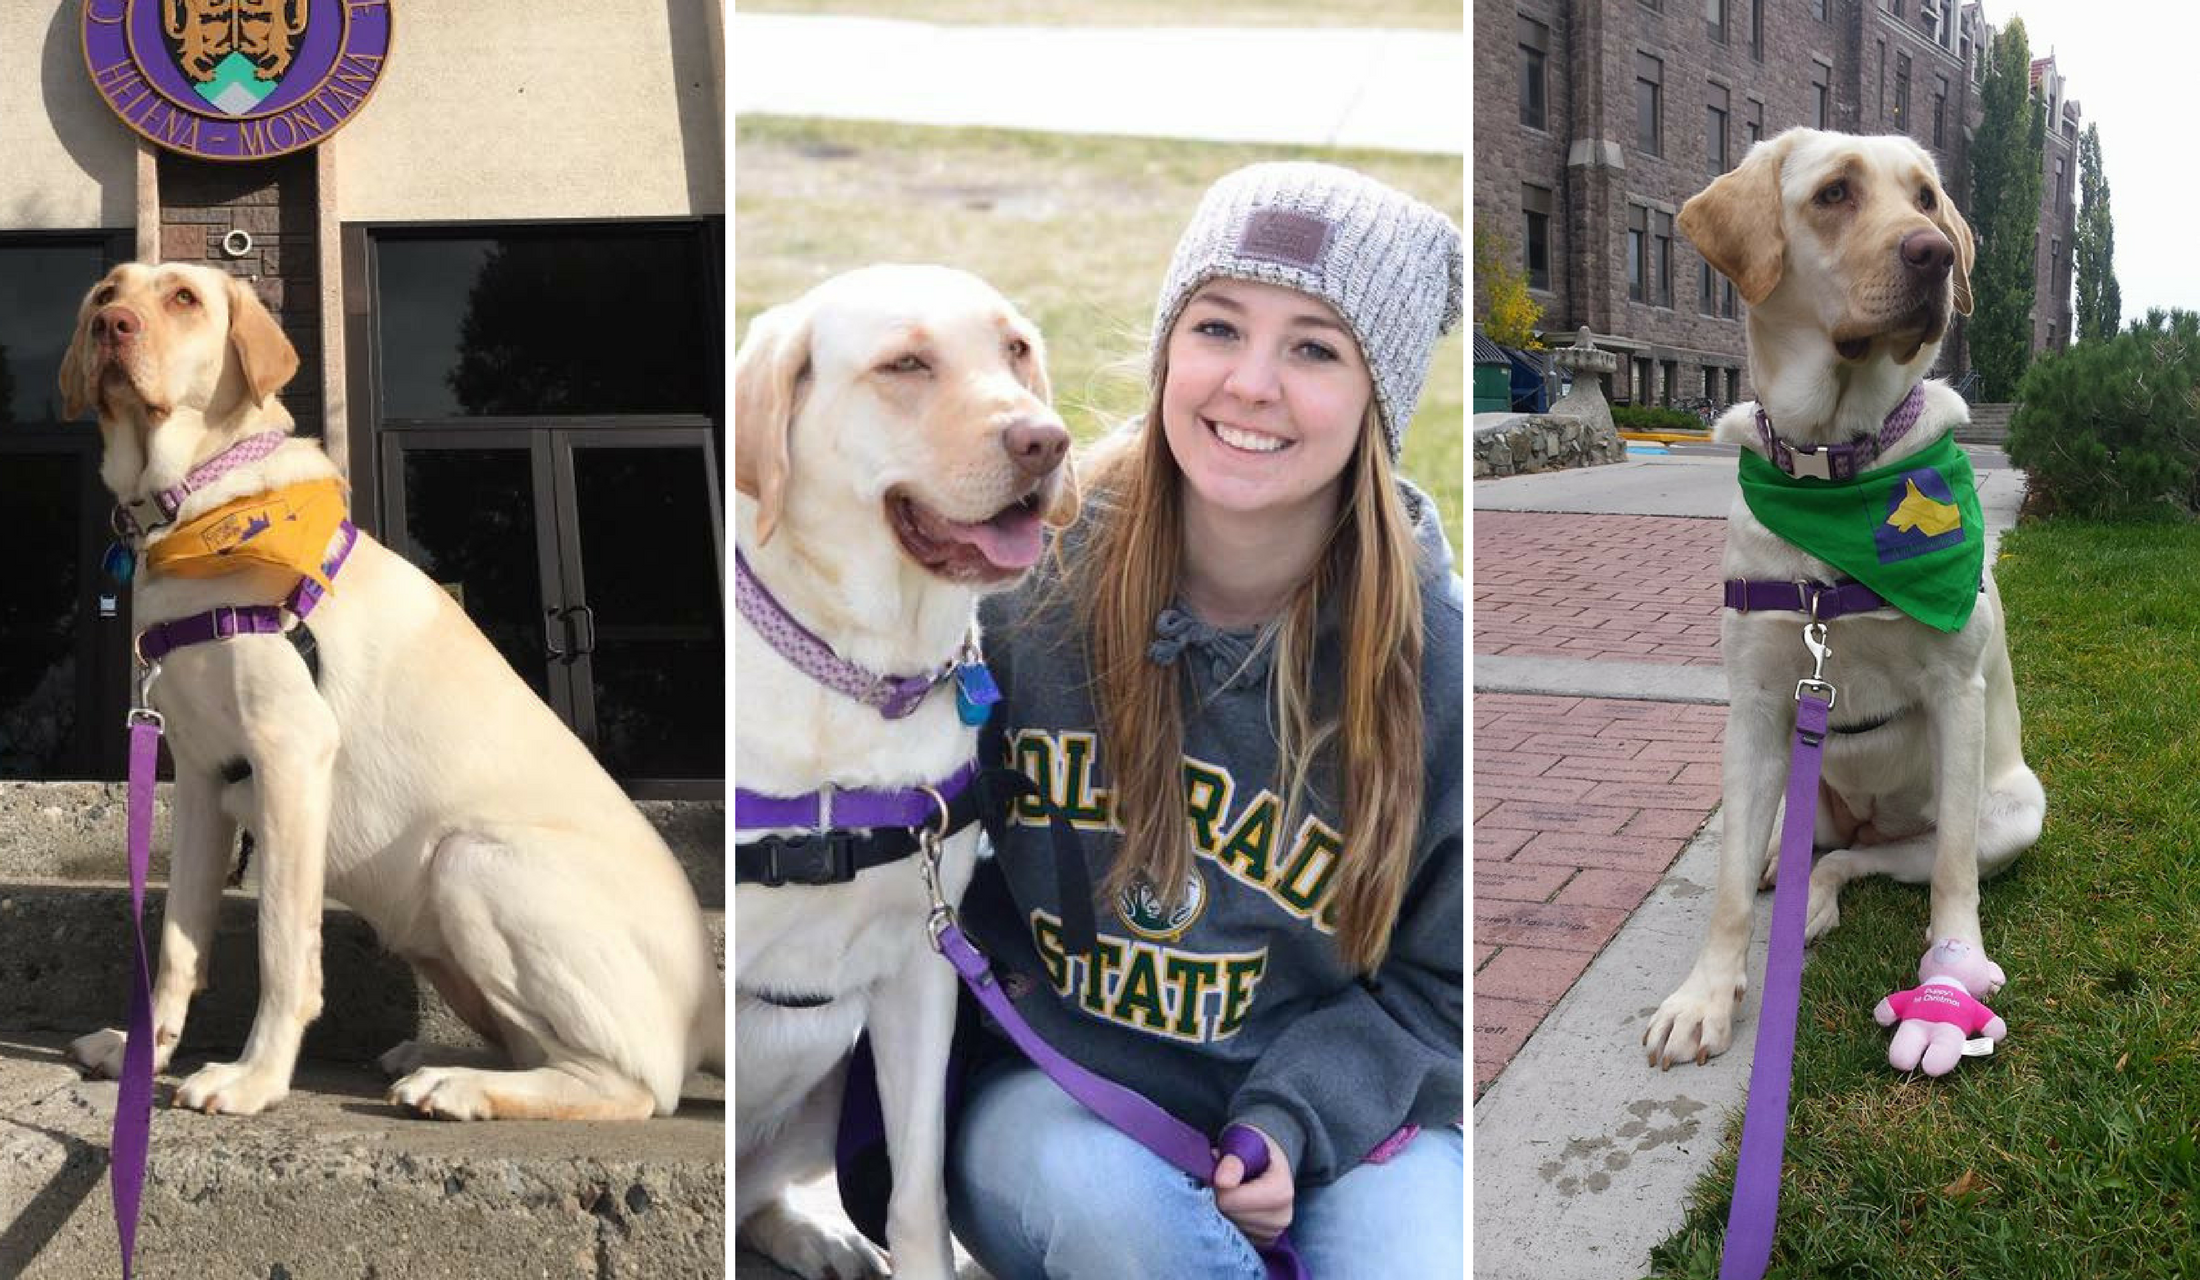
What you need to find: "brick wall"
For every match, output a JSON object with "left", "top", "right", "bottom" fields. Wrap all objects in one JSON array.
[{"left": 156, "top": 151, "right": 320, "bottom": 439}]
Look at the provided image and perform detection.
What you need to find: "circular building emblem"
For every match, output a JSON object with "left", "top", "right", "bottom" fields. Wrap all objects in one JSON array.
[
  {"left": 82, "top": 0, "right": 394, "bottom": 162},
  {"left": 1118, "top": 870, "right": 1207, "bottom": 942}
]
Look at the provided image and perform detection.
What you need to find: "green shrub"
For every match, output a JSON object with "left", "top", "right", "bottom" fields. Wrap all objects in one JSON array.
[
  {"left": 1611, "top": 404, "right": 1706, "bottom": 433},
  {"left": 2006, "top": 309, "right": 2200, "bottom": 519}
]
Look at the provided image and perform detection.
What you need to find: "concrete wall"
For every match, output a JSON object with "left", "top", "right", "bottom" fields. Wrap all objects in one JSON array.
[
  {"left": 0, "top": 5, "right": 137, "bottom": 229},
  {"left": 333, "top": 0, "right": 724, "bottom": 222}
]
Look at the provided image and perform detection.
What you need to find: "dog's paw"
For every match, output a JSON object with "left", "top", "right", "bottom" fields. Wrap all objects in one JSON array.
[
  {"left": 1804, "top": 865, "right": 1845, "bottom": 941},
  {"left": 388, "top": 1066, "right": 498, "bottom": 1120},
  {"left": 69, "top": 1028, "right": 128, "bottom": 1079},
  {"left": 1643, "top": 975, "right": 1742, "bottom": 1069},
  {"left": 174, "top": 1060, "right": 289, "bottom": 1115},
  {"left": 741, "top": 1198, "right": 889, "bottom": 1280},
  {"left": 377, "top": 1039, "right": 428, "bottom": 1077}
]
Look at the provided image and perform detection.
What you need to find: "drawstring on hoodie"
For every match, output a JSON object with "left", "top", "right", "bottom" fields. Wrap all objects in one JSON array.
[{"left": 1147, "top": 606, "right": 1275, "bottom": 691}]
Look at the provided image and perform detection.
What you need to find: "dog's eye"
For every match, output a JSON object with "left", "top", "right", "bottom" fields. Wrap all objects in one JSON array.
[
  {"left": 881, "top": 354, "right": 930, "bottom": 375},
  {"left": 1919, "top": 185, "right": 1937, "bottom": 211},
  {"left": 172, "top": 288, "right": 198, "bottom": 308},
  {"left": 1006, "top": 337, "right": 1031, "bottom": 360},
  {"left": 1816, "top": 180, "right": 1848, "bottom": 206},
  {"left": 93, "top": 285, "right": 116, "bottom": 306}
]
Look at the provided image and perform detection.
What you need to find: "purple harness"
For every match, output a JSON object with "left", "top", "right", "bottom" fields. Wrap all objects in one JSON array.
[{"left": 112, "top": 460, "right": 354, "bottom": 1280}]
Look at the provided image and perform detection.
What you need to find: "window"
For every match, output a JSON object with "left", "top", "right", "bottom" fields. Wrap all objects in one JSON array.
[
  {"left": 1747, "top": 98, "right": 1764, "bottom": 147},
  {"left": 1700, "top": 261, "right": 1716, "bottom": 313},
  {"left": 1888, "top": 0, "right": 1903, "bottom": 15},
  {"left": 1655, "top": 211, "right": 1675, "bottom": 308},
  {"left": 1707, "top": 84, "right": 1730, "bottom": 174},
  {"left": 1628, "top": 205, "right": 1648, "bottom": 302},
  {"left": 1661, "top": 360, "right": 1679, "bottom": 405},
  {"left": 1519, "top": 17, "right": 1549, "bottom": 129},
  {"left": 1523, "top": 184, "right": 1553, "bottom": 291},
  {"left": 1634, "top": 357, "right": 1653, "bottom": 405},
  {"left": 1722, "top": 277, "right": 1738, "bottom": 319},
  {"left": 1726, "top": 368, "right": 1741, "bottom": 403},
  {"left": 1813, "top": 65, "right": 1831, "bottom": 129},
  {"left": 1704, "top": 367, "right": 1717, "bottom": 400},
  {"left": 1750, "top": 0, "right": 1762, "bottom": 59},
  {"left": 1705, "top": 0, "right": 1726, "bottom": 44},
  {"left": 1876, "top": 40, "right": 1887, "bottom": 122},
  {"left": 1934, "top": 79, "right": 1948, "bottom": 147},
  {"left": 2056, "top": 156, "right": 2068, "bottom": 209},
  {"left": 1636, "top": 54, "right": 1663, "bottom": 155},
  {"left": 1895, "top": 54, "right": 1910, "bottom": 129},
  {"left": 1812, "top": 0, "right": 1827, "bottom": 20}
]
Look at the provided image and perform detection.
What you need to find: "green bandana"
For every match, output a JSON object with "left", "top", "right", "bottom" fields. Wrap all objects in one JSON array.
[{"left": 1737, "top": 430, "right": 1984, "bottom": 633}]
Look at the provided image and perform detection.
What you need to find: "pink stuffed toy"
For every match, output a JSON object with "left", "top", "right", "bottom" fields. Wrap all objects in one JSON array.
[{"left": 1874, "top": 937, "right": 2008, "bottom": 1076}]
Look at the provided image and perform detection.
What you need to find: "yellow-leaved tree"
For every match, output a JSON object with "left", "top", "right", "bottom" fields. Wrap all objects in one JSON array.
[{"left": 1473, "top": 225, "right": 1543, "bottom": 350}]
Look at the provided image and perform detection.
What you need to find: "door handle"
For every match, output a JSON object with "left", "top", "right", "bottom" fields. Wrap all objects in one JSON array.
[
  {"left": 545, "top": 606, "right": 569, "bottom": 661},
  {"left": 567, "top": 604, "right": 597, "bottom": 658}
]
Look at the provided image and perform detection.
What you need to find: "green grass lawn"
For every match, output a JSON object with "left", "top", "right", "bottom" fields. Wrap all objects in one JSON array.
[
  {"left": 1648, "top": 520, "right": 2200, "bottom": 1279},
  {"left": 741, "top": 0, "right": 1459, "bottom": 29},
  {"left": 736, "top": 114, "right": 1465, "bottom": 554}
]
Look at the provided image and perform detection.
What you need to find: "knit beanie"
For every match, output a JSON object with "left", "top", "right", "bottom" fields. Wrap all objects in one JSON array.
[{"left": 1151, "top": 162, "right": 1464, "bottom": 460}]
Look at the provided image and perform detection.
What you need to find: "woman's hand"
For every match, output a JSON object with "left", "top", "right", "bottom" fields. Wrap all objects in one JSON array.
[{"left": 1211, "top": 1125, "right": 1294, "bottom": 1247}]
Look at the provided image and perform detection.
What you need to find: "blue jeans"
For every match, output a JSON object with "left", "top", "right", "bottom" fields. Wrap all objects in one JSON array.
[{"left": 947, "top": 1061, "right": 1463, "bottom": 1280}]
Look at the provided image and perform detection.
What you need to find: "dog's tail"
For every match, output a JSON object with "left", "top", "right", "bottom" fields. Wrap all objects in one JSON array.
[{"left": 694, "top": 970, "right": 726, "bottom": 1076}]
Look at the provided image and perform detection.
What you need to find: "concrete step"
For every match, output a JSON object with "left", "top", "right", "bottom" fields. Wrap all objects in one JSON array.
[
  {"left": 0, "top": 1030, "right": 724, "bottom": 1279},
  {"left": 0, "top": 784, "right": 725, "bottom": 909},
  {"left": 0, "top": 880, "right": 724, "bottom": 1065}
]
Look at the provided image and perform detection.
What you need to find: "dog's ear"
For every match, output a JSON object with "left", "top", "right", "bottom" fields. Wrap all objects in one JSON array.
[
  {"left": 1931, "top": 193, "right": 1976, "bottom": 317},
  {"left": 226, "top": 274, "right": 299, "bottom": 405},
  {"left": 57, "top": 288, "right": 101, "bottom": 422},
  {"left": 1042, "top": 452, "right": 1082, "bottom": 530},
  {"left": 733, "top": 302, "right": 811, "bottom": 546},
  {"left": 1680, "top": 132, "right": 1795, "bottom": 307}
]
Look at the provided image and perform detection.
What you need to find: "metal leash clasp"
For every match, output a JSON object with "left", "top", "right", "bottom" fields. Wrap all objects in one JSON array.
[
  {"left": 1795, "top": 620, "right": 1836, "bottom": 708},
  {"left": 918, "top": 784, "right": 955, "bottom": 950},
  {"left": 127, "top": 655, "right": 164, "bottom": 732}
]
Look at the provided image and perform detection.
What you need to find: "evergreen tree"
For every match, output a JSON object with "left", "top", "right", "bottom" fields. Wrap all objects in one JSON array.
[
  {"left": 2074, "top": 122, "right": 2122, "bottom": 342},
  {"left": 1967, "top": 18, "right": 2045, "bottom": 399}
]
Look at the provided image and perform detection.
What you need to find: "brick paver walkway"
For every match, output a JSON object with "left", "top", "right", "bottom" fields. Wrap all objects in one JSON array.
[
  {"left": 1470, "top": 512, "right": 1732, "bottom": 1097},
  {"left": 1473, "top": 512, "right": 1728, "bottom": 665}
]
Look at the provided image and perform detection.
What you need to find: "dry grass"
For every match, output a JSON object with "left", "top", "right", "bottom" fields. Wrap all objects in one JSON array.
[{"left": 735, "top": 114, "right": 1465, "bottom": 551}]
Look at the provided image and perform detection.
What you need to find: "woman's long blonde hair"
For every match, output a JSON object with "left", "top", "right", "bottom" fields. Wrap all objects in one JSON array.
[{"left": 1068, "top": 366, "right": 1426, "bottom": 973}]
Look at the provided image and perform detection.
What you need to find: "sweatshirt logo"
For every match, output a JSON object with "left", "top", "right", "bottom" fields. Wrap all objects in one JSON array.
[{"left": 1119, "top": 870, "right": 1207, "bottom": 942}]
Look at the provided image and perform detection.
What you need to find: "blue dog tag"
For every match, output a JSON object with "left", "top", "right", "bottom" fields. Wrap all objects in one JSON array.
[
  {"left": 103, "top": 541, "right": 136, "bottom": 586},
  {"left": 955, "top": 662, "right": 1001, "bottom": 726}
]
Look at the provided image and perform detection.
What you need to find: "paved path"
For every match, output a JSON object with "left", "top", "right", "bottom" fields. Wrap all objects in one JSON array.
[
  {"left": 731, "top": 13, "right": 1463, "bottom": 154},
  {"left": 1470, "top": 446, "right": 2027, "bottom": 1278}
]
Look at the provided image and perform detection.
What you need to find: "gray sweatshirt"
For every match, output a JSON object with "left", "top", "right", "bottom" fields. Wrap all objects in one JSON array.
[{"left": 965, "top": 479, "right": 1463, "bottom": 1186}]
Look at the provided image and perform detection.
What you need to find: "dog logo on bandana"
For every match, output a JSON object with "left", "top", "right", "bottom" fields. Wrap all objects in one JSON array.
[
  {"left": 1875, "top": 466, "right": 1969, "bottom": 564},
  {"left": 1118, "top": 869, "right": 1207, "bottom": 942}
]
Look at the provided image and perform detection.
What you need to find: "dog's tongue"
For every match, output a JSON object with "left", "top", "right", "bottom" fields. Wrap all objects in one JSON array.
[{"left": 941, "top": 503, "right": 1043, "bottom": 571}]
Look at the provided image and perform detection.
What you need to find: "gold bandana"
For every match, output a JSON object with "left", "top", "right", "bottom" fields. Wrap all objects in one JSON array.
[{"left": 146, "top": 479, "right": 350, "bottom": 591}]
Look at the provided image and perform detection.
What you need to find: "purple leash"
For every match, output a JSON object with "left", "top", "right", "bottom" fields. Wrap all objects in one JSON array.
[
  {"left": 932, "top": 919, "right": 1308, "bottom": 1279},
  {"left": 1719, "top": 624, "right": 1837, "bottom": 1280},
  {"left": 114, "top": 708, "right": 162, "bottom": 1278}
]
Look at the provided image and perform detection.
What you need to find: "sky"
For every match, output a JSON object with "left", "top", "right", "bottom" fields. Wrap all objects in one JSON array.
[{"left": 1995, "top": 2, "right": 2193, "bottom": 327}]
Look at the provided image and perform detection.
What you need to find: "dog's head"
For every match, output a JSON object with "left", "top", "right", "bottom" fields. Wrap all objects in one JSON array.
[
  {"left": 734, "top": 264, "right": 1079, "bottom": 589},
  {"left": 59, "top": 261, "right": 299, "bottom": 431},
  {"left": 1681, "top": 128, "right": 1974, "bottom": 382}
]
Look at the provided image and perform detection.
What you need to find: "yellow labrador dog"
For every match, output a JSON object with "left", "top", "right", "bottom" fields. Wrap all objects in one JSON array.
[
  {"left": 61, "top": 261, "right": 721, "bottom": 1118},
  {"left": 733, "top": 265, "right": 1074, "bottom": 1280},
  {"left": 1644, "top": 129, "right": 2045, "bottom": 1069}
]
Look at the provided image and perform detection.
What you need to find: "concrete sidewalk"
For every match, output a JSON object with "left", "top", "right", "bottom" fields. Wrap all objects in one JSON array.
[
  {"left": 730, "top": 13, "right": 1463, "bottom": 154},
  {"left": 1470, "top": 447, "right": 2025, "bottom": 1278}
]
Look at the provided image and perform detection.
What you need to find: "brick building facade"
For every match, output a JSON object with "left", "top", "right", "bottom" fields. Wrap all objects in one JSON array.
[{"left": 1477, "top": 0, "right": 2080, "bottom": 409}]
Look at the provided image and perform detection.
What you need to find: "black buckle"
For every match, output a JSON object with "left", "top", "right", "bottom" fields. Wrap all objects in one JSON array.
[{"left": 757, "top": 831, "right": 856, "bottom": 886}]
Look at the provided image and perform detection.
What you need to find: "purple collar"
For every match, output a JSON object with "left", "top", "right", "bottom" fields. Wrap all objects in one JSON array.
[
  {"left": 1754, "top": 383, "right": 1926, "bottom": 481},
  {"left": 115, "top": 429, "right": 291, "bottom": 540},
  {"left": 735, "top": 545, "right": 960, "bottom": 720},
  {"left": 735, "top": 760, "right": 979, "bottom": 835}
]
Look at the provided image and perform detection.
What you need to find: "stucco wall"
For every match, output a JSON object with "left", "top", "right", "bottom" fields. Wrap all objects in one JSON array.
[
  {"left": 333, "top": 0, "right": 723, "bottom": 222},
  {"left": 1, "top": 5, "right": 138, "bottom": 230}
]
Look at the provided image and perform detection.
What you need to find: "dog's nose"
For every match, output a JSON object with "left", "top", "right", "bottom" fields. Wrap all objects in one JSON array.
[
  {"left": 1900, "top": 229, "right": 1954, "bottom": 279},
  {"left": 1003, "top": 418, "right": 1070, "bottom": 477},
  {"left": 93, "top": 305, "right": 140, "bottom": 344}
]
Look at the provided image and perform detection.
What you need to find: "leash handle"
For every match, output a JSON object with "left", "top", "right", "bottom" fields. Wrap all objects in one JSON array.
[
  {"left": 1719, "top": 687, "right": 1832, "bottom": 1280},
  {"left": 114, "top": 713, "right": 162, "bottom": 1278}
]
